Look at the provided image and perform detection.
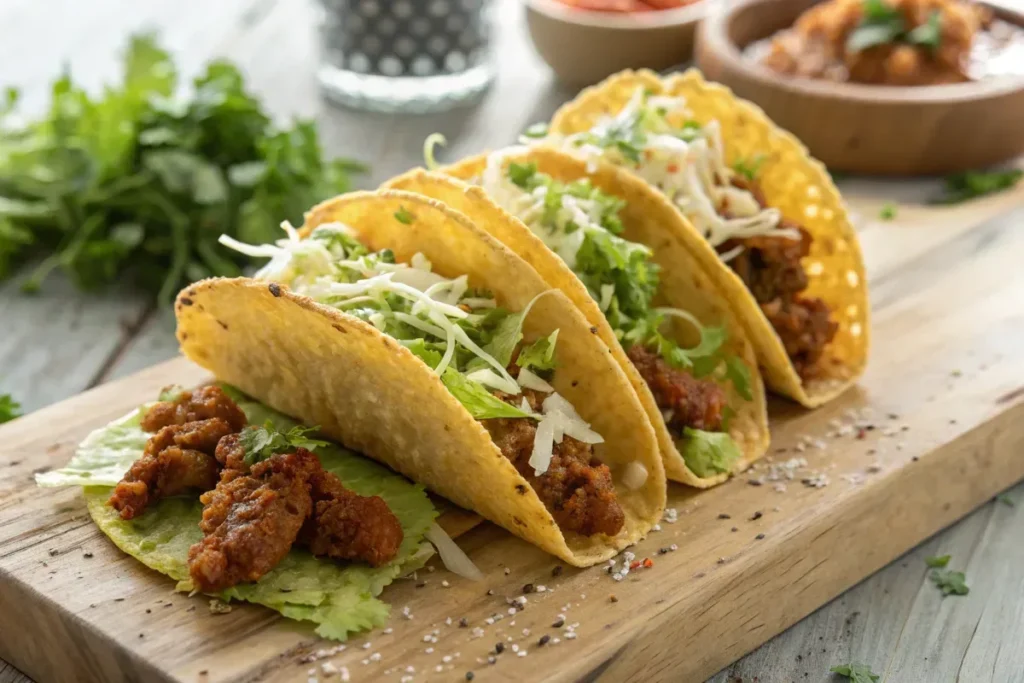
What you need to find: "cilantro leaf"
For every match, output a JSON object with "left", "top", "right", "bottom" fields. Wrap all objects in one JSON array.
[
  {"left": 996, "top": 493, "right": 1015, "bottom": 507},
  {"left": 906, "top": 10, "right": 942, "bottom": 51},
  {"left": 516, "top": 330, "right": 559, "bottom": 372},
  {"left": 0, "top": 33, "right": 362, "bottom": 300},
  {"left": 931, "top": 169, "right": 1023, "bottom": 204},
  {"left": 394, "top": 207, "right": 415, "bottom": 225},
  {"left": 847, "top": 20, "right": 904, "bottom": 53},
  {"left": 733, "top": 154, "right": 766, "bottom": 182},
  {"left": 521, "top": 122, "right": 549, "bottom": 140},
  {"left": 879, "top": 202, "right": 898, "bottom": 220},
  {"left": 830, "top": 663, "right": 880, "bottom": 683},
  {"left": 239, "top": 421, "right": 330, "bottom": 466},
  {"left": 930, "top": 568, "right": 969, "bottom": 596},
  {"left": 440, "top": 369, "right": 533, "bottom": 420},
  {"left": 0, "top": 393, "right": 21, "bottom": 424},
  {"left": 478, "top": 291, "right": 551, "bottom": 369},
  {"left": 925, "top": 554, "right": 950, "bottom": 568}
]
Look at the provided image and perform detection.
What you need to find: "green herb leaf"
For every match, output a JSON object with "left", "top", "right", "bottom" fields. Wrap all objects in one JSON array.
[
  {"left": 930, "top": 568, "right": 969, "bottom": 596},
  {"left": 677, "top": 428, "right": 742, "bottom": 478},
  {"left": 996, "top": 493, "right": 1015, "bottom": 507},
  {"left": 507, "top": 162, "right": 538, "bottom": 188},
  {"left": 906, "top": 10, "right": 942, "bottom": 51},
  {"left": 516, "top": 330, "right": 559, "bottom": 372},
  {"left": 404, "top": 338, "right": 444, "bottom": 368},
  {"left": 394, "top": 207, "right": 415, "bottom": 225},
  {"left": 441, "top": 369, "right": 534, "bottom": 420},
  {"left": 239, "top": 422, "right": 330, "bottom": 466},
  {"left": 879, "top": 202, "right": 898, "bottom": 220},
  {"left": 0, "top": 33, "right": 362, "bottom": 301},
  {"left": 0, "top": 393, "right": 21, "bottom": 424},
  {"left": 925, "top": 554, "right": 950, "bottom": 568},
  {"left": 847, "top": 21, "right": 904, "bottom": 52},
  {"left": 478, "top": 291, "right": 551, "bottom": 369},
  {"left": 830, "top": 663, "right": 880, "bottom": 683},
  {"left": 733, "top": 154, "right": 766, "bottom": 182},
  {"left": 931, "top": 169, "right": 1023, "bottom": 204}
]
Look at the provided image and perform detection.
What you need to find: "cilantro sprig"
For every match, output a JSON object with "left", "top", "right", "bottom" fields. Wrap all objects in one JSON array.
[
  {"left": 239, "top": 422, "right": 330, "bottom": 466},
  {"left": 931, "top": 169, "right": 1023, "bottom": 205},
  {"left": 830, "top": 663, "right": 880, "bottom": 683},
  {"left": 0, "top": 393, "right": 21, "bottom": 424},
  {"left": 930, "top": 567, "right": 969, "bottom": 596},
  {"left": 0, "top": 34, "right": 363, "bottom": 301},
  {"left": 846, "top": 1, "right": 943, "bottom": 54}
]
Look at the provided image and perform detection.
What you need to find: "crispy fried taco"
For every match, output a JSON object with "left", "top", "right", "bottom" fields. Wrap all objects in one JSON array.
[
  {"left": 197, "top": 189, "right": 665, "bottom": 566},
  {"left": 37, "top": 383, "right": 438, "bottom": 640},
  {"left": 537, "top": 68, "right": 869, "bottom": 407},
  {"left": 385, "top": 146, "right": 770, "bottom": 488}
]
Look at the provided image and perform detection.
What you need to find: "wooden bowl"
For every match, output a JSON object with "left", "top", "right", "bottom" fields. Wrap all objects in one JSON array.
[
  {"left": 695, "top": 0, "right": 1024, "bottom": 175},
  {"left": 525, "top": 0, "right": 716, "bottom": 86}
]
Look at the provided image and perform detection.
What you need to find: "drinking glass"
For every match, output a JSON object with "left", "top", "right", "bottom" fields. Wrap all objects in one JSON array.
[{"left": 317, "top": 0, "right": 495, "bottom": 113}]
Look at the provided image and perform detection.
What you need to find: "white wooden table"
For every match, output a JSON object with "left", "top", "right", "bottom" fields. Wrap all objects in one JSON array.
[{"left": 1, "top": 1, "right": 1021, "bottom": 681}]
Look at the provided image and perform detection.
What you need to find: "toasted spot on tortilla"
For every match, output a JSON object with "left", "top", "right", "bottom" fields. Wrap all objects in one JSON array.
[
  {"left": 179, "top": 297, "right": 194, "bottom": 306},
  {"left": 268, "top": 283, "right": 282, "bottom": 297}
]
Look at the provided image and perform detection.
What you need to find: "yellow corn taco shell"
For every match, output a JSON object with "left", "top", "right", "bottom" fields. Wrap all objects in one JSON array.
[
  {"left": 547, "top": 68, "right": 869, "bottom": 408},
  {"left": 385, "top": 149, "right": 770, "bottom": 489},
  {"left": 176, "top": 190, "right": 665, "bottom": 567}
]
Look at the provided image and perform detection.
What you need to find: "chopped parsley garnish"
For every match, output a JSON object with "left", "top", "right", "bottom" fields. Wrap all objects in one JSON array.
[
  {"left": 0, "top": 34, "right": 362, "bottom": 301},
  {"left": 925, "top": 554, "right": 950, "bottom": 568},
  {"left": 0, "top": 393, "right": 21, "bottom": 424},
  {"left": 239, "top": 422, "right": 330, "bottom": 466},
  {"left": 733, "top": 154, "right": 766, "bottom": 182},
  {"left": 847, "top": 1, "right": 943, "bottom": 54},
  {"left": 879, "top": 202, "right": 898, "bottom": 220},
  {"left": 930, "top": 568, "right": 969, "bottom": 596},
  {"left": 996, "top": 493, "right": 1015, "bottom": 507},
  {"left": 931, "top": 169, "right": 1023, "bottom": 204},
  {"left": 394, "top": 207, "right": 416, "bottom": 224},
  {"left": 830, "top": 663, "right": 880, "bottom": 683}
]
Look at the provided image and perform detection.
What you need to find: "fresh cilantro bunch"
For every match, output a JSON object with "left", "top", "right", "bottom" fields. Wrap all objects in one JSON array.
[{"left": 0, "top": 34, "right": 363, "bottom": 302}]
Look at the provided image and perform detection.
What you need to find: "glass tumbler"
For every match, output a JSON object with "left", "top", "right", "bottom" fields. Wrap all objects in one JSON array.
[{"left": 317, "top": 0, "right": 495, "bottom": 114}]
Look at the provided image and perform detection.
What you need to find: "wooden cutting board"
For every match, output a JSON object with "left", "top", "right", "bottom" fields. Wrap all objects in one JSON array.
[{"left": 2, "top": 196, "right": 1023, "bottom": 683}]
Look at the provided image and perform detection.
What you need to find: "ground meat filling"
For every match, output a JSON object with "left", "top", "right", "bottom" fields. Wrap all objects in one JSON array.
[
  {"left": 626, "top": 345, "right": 726, "bottom": 435},
  {"left": 108, "top": 417, "right": 237, "bottom": 520},
  {"left": 720, "top": 182, "right": 839, "bottom": 379},
  {"left": 111, "top": 386, "right": 403, "bottom": 590},
  {"left": 483, "top": 387, "right": 624, "bottom": 538},
  {"left": 189, "top": 449, "right": 318, "bottom": 592},
  {"left": 298, "top": 467, "right": 404, "bottom": 567},
  {"left": 141, "top": 385, "right": 247, "bottom": 433}
]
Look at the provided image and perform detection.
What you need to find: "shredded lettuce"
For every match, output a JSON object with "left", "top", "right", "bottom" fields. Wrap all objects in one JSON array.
[
  {"left": 517, "top": 330, "right": 559, "bottom": 372},
  {"left": 441, "top": 369, "right": 533, "bottom": 420},
  {"left": 488, "top": 159, "right": 750, "bottom": 401},
  {"left": 50, "top": 386, "right": 436, "bottom": 641},
  {"left": 677, "top": 427, "right": 742, "bottom": 478}
]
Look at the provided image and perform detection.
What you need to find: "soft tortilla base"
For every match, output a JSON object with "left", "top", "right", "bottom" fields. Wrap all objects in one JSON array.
[
  {"left": 177, "top": 190, "right": 665, "bottom": 567},
  {"left": 386, "top": 156, "right": 770, "bottom": 488},
  {"left": 547, "top": 68, "right": 870, "bottom": 408}
]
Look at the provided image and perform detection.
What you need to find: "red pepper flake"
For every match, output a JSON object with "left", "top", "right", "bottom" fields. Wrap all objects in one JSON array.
[
  {"left": 856, "top": 428, "right": 867, "bottom": 440},
  {"left": 642, "top": 558, "right": 653, "bottom": 569},
  {"left": 629, "top": 560, "right": 641, "bottom": 570},
  {"left": 666, "top": 163, "right": 679, "bottom": 173}
]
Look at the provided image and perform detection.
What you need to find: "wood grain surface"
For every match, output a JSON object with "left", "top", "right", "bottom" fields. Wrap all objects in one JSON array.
[{"left": 1, "top": 1, "right": 1023, "bottom": 682}]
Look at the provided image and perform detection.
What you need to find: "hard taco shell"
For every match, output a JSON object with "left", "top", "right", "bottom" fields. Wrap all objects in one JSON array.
[
  {"left": 176, "top": 190, "right": 665, "bottom": 567},
  {"left": 547, "top": 68, "right": 870, "bottom": 407},
  {"left": 385, "top": 149, "right": 770, "bottom": 488}
]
